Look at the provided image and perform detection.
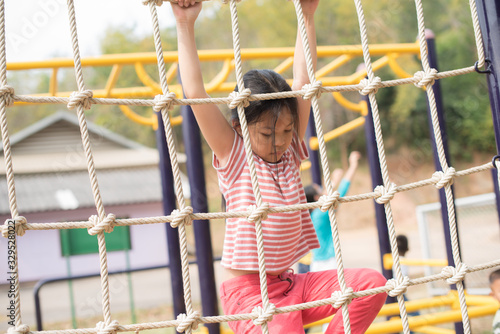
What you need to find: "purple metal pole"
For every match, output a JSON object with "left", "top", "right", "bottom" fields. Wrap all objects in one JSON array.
[
  {"left": 155, "top": 111, "right": 186, "bottom": 325},
  {"left": 475, "top": 0, "right": 500, "bottom": 229},
  {"left": 359, "top": 69, "right": 395, "bottom": 303},
  {"left": 181, "top": 104, "right": 220, "bottom": 334},
  {"left": 306, "top": 109, "right": 322, "bottom": 186},
  {"left": 424, "top": 30, "right": 464, "bottom": 334}
]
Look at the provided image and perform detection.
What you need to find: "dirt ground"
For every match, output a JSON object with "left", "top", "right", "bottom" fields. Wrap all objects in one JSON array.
[{"left": 1, "top": 153, "right": 500, "bottom": 333}]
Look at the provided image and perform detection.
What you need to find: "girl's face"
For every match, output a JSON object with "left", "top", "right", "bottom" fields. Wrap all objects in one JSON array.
[{"left": 242, "top": 109, "right": 295, "bottom": 163}]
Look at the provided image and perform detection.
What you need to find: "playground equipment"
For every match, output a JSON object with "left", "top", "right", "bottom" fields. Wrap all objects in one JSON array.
[{"left": 2, "top": 0, "right": 500, "bottom": 334}]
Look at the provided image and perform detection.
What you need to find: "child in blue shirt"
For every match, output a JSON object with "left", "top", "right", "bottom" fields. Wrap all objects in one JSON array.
[{"left": 304, "top": 151, "right": 361, "bottom": 272}]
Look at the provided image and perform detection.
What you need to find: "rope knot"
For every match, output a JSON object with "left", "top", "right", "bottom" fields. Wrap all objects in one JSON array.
[
  {"left": 153, "top": 92, "right": 177, "bottom": 113},
  {"left": 2, "top": 216, "right": 27, "bottom": 238},
  {"left": 441, "top": 263, "right": 469, "bottom": 285},
  {"left": 88, "top": 214, "right": 116, "bottom": 235},
  {"left": 229, "top": 88, "right": 252, "bottom": 109},
  {"left": 170, "top": 206, "right": 193, "bottom": 228},
  {"left": 359, "top": 77, "right": 382, "bottom": 95},
  {"left": 68, "top": 90, "right": 93, "bottom": 110},
  {"left": 7, "top": 324, "right": 30, "bottom": 334},
  {"left": 432, "top": 167, "right": 456, "bottom": 189},
  {"left": 319, "top": 192, "right": 340, "bottom": 212},
  {"left": 302, "top": 81, "right": 323, "bottom": 100},
  {"left": 252, "top": 303, "right": 276, "bottom": 326},
  {"left": 414, "top": 69, "right": 438, "bottom": 88},
  {"left": 176, "top": 311, "right": 201, "bottom": 333},
  {"left": 331, "top": 287, "right": 354, "bottom": 308},
  {"left": 247, "top": 203, "right": 270, "bottom": 224},
  {"left": 0, "top": 85, "right": 15, "bottom": 107},
  {"left": 96, "top": 320, "right": 120, "bottom": 334},
  {"left": 385, "top": 276, "right": 410, "bottom": 297},
  {"left": 374, "top": 183, "right": 397, "bottom": 204}
]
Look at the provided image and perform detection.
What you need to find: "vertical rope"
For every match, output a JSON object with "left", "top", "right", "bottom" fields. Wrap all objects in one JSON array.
[
  {"left": 228, "top": 1, "right": 271, "bottom": 332},
  {"left": 146, "top": 2, "right": 196, "bottom": 332},
  {"left": 0, "top": 0, "right": 24, "bottom": 329},
  {"left": 66, "top": 0, "right": 112, "bottom": 326},
  {"left": 352, "top": 0, "right": 410, "bottom": 332},
  {"left": 468, "top": 0, "right": 485, "bottom": 68},
  {"left": 414, "top": 0, "right": 470, "bottom": 332},
  {"left": 292, "top": 0, "right": 352, "bottom": 332}
]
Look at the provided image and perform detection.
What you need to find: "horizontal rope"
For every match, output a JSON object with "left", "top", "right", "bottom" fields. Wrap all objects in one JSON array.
[
  {"left": 7, "top": 161, "right": 492, "bottom": 233},
  {"left": 26, "top": 258, "right": 500, "bottom": 334},
  {"left": 10, "top": 65, "right": 476, "bottom": 108}
]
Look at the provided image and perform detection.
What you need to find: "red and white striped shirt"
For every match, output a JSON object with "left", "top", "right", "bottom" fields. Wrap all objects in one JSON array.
[{"left": 213, "top": 131, "right": 320, "bottom": 273}]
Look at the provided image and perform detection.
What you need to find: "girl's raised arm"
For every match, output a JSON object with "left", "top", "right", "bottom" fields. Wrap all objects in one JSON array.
[
  {"left": 291, "top": 0, "right": 319, "bottom": 141},
  {"left": 171, "top": 2, "right": 235, "bottom": 166}
]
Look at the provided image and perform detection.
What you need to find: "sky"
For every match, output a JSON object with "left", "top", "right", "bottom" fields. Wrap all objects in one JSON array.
[{"left": 5, "top": 0, "right": 175, "bottom": 63}]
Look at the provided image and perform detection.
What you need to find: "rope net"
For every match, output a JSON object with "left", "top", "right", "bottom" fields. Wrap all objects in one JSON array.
[{"left": 2, "top": 0, "right": 499, "bottom": 334}]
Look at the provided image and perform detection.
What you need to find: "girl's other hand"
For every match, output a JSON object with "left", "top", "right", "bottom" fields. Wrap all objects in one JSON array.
[
  {"left": 171, "top": 0, "right": 202, "bottom": 24},
  {"left": 300, "top": 0, "right": 320, "bottom": 17}
]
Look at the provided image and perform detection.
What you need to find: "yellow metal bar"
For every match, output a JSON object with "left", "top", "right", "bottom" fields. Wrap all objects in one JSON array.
[
  {"left": 387, "top": 53, "right": 413, "bottom": 79},
  {"left": 360, "top": 100, "right": 368, "bottom": 116},
  {"left": 206, "top": 59, "right": 234, "bottom": 93},
  {"left": 316, "top": 54, "right": 353, "bottom": 79},
  {"left": 170, "top": 115, "right": 183, "bottom": 127},
  {"left": 119, "top": 105, "right": 157, "bottom": 129},
  {"left": 7, "top": 43, "right": 421, "bottom": 71},
  {"left": 383, "top": 253, "right": 448, "bottom": 270},
  {"left": 465, "top": 294, "right": 499, "bottom": 306},
  {"left": 378, "top": 294, "right": 457, "bottom": 317},
  {"left": 412, "top": 326, "right": 455, "bottom": 334},
  {"left": 367, "top": 303, "right": 498, "bottom": 334},
  {"left": 345, "top": 55, "right": 390, "bottom": 84},
  {"left": 118, "top": 105, "right": 183, "bottom": 130},
  {"left": 135, "top": 62, "right": 162, "bottom": 94},
  {"left": 166, "top": 62, "right": 178, "bottom": 85},
  {"left": 104, "top": 64, "right": 123, "bottom": 97},
  {"left": 273, "top": 57, "right": 294, "bottom": 75},
  {"left": 303, "top": 294, "right": 499, "bottom": 331},
  {"left": 332, "top": 92, "right": 364, "bottom": 113},
  {"left": 300, "top": 160, "right": 311, "bottom": 171},
  {"left": 49, "top": 68, "right": 58, "bottom": 96},
  {"left": 309, "top": 116, "right": 366, "bottom": 150}
]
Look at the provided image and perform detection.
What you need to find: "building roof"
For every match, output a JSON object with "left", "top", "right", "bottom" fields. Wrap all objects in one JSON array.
[
  {"left": 0, "top": 112, "right": 190, "bottom": 214},
  {"left": 3, "top": 111, "right": 146, "bottom": 153},
  {"left": 0, "top": 167, "right": 190, "bottom": 214}
]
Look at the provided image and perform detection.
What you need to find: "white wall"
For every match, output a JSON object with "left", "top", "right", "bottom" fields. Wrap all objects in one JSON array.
[{"left": 0, "top": 202, "right": 170, "bottom": 282}]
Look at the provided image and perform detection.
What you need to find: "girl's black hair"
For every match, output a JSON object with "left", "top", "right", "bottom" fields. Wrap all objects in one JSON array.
[{"left": 231, "top": 69, "right": 299, "bottom": 130}]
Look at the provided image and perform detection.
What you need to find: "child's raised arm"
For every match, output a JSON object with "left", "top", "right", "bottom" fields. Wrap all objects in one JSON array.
[
  {"left": 292, "top": 0, "right": 319, "bottom": 141},
  {"left": 171, "top": 2, "right": 235, "bottom": 166}
]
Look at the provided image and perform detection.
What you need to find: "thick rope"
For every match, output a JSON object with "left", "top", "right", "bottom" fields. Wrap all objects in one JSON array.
[
  {"left": 65, "top": 0, "right": 114, "bottom": 327},
  {"left": 414, "top": 0, "right": 470, "bottom": 330},
  {"left": 4, "top": 162, "right": 494, "bottom": 232},
  {"left": 18, "top": 259, "right": 500, "bottom": 334},
  {"left": 352, "top": 0, "right": 410, "bottom": 331},
  {"left": 292, "top": 0, "right": 354, "bottom": 332},
  {"left": 146, "top": 1, "right": 196, "bottom": 332},
  {"left": 228, "top": 1, "right": 272, "bottom": 332},
  {"left": 0, "top": 0, "right": 26, "bottom": 330},
  {"left": 1, "top": 0, "right": 495, "bottom": 333},
  {"left": 7, "top": 63, "right": 480, "bottom": 108}
]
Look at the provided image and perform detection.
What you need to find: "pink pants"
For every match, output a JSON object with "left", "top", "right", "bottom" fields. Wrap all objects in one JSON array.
[{"left": 220, "top": 268, "right": 387, "bottom": 334}]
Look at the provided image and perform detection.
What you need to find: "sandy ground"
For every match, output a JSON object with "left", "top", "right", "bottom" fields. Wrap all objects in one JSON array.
[{"left": 1, "top": 155, "right": 500, "bottom": 333}]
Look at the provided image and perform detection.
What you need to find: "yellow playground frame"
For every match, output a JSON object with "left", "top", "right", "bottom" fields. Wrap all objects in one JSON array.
[{"left": 8, "top": 40, "right": 499, "bottom": 333}]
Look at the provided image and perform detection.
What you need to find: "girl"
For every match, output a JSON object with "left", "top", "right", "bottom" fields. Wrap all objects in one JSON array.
[{"left": 171, "top": 1, "right": 387, "bottom": 333}]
